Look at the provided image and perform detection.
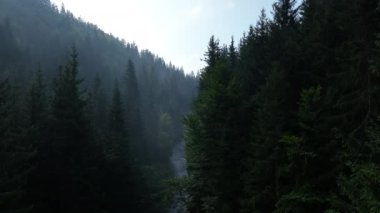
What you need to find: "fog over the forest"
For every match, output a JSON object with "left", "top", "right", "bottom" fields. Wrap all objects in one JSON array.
[
  {"left": 1, "top": 0, "right": 380, "bottom": 212},
  {"left": 0, "top": 0, "right": 197, "bottom": 212},
  {"left": 49, "top": 0, "right": 274, "bottom": 73}
]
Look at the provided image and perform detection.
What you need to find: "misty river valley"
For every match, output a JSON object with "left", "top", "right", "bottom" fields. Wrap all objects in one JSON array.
[{"left": 2, "top": 0, "right": 380, "bottom": 212}]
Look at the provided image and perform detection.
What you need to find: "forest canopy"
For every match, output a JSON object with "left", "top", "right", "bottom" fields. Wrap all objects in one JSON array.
[
  {"left": 184, "top": 0, "right": 380, "bottom": 212},
  {"left": 0, "top": 0, "right": 197, "bottom": 212},
  {"left": 2, "top": 0, "right": 380, "bottom": 212}
]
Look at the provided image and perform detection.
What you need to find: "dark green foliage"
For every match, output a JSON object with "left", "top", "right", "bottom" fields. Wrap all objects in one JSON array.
[
  {"left": 124, "top": 59, "right": 144, "bottom": 158},
  {"left": 186, "top": 37, "right": 245, "bottom": 212},
  {"left": 109, "top": 81, "right": 125, "bottom": 136},
  {"left": 27, "top": 67, "right": 47, "bottom": 127},
  {"left": 32, "top": 48, "right": 102, "bottom": 212},
  {"left": 203, "top": 36, "right": 221, "bottom": 69},
  {"left": 0, "top": 78, "right": 34, "bottom": 212},
  {"left": 90, "top": 73, "right": 107, "bottom": 133},
  {"left": 24, "top": 68, "right": 48, "bottom": 212},
  {"left": 101, "top": 82, "right": 142, "bottom": 212},
  {"left": 185, "top": 0, "right": 380, "bottom": 212}
]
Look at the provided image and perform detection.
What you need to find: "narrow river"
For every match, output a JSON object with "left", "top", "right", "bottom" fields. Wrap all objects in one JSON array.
[
  {"left": 170, "top": 141, "right": 187, "bottom": 177},
  {"left": 169, "top": 141, "right": 187, "bottom": 213}
]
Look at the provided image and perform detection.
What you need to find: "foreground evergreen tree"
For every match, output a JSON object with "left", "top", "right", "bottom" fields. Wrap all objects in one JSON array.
[
  {"left": 102, "top": 81, "right": 135, "bottom": 212},
  {"left": 24, "top": 67, "right": 48, "bottom": 212},
  {"left": 0, "top": 78, "right": 33, "bottom": 212},
  {"left": 186, "top": 36, "right": 243, "bottom": 212},
  {"left": 103, "top": 80, "right": 155, "bottom": 213},
  {"left": 31, "top": 48, "right": 103, "bottom": 212}
]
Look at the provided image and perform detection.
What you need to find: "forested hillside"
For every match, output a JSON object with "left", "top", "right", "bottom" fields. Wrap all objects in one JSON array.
[
  {"left": 3, "top": 0, "right": 380, "bottom": 212},
  {"left": 0, "top": 0, "right": 197, "bottom": 212},
  {"left": 185, "top": 0, "right": 380, "bottom": 212}
]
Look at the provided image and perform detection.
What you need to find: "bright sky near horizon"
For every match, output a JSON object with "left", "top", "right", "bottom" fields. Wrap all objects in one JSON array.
[{"left": 50, "top": 0, "right": 274, "bottom": 74}]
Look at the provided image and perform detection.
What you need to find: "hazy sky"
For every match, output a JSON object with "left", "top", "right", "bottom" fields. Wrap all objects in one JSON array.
[{"left": 50, "top": 0, "right": 274, "bottom": 73}]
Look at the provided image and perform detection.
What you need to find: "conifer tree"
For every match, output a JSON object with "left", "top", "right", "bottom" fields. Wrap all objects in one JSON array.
[
  {"left": 0, "top": 78, "right": 33, "bottom": 212},
  {"left": 124, "top": 59, "right": 144, "bottom": 157},
  {"left": 27, "top": 66, "right": 47, "bottom": 129},
  {"left": 91, "top": 73, "right": 107, "bottom": 133},
  {"left": 25, "top": 67, "right": 48, "bottom": 212},
  {"left": 35, "top": 47, "right": 101, "bottom": 212},
  {"left": 109, "top": 80, "right": 125, "bottom": 137},
  {"left": 185, "top": 36, "right": 241, "bottom": 212},
  {"left": 103, "top": 80, "right": 144, "bottom": 212}
]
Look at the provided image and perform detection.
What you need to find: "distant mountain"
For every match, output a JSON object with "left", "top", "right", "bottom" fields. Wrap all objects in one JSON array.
[
  {"left": 0, "top": 0, "right": 195, "bottom": 87},
  {"left": 0, "top": 0, "right": 197, "bottom": 146}
]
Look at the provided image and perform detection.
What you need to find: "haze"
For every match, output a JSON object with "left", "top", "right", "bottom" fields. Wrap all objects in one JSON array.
[{"left": 50, "top": 0, "right": 273, "bottom": 73}]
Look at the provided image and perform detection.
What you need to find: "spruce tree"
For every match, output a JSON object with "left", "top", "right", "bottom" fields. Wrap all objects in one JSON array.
[
  {"left": 91, "top": 73, "right": 107, "bottom": 133},
  {"left": 0, "top": 78, "right": 33, "bottom": 212},
  {"left": 25, "top": 67, "right": 48, "bottom": 212},
  {"left": 27, "top": 66, "right": 47, "bottom": 130},
  {"left": 103, "top": 80, "right": 143, "bottom": 212},
  {"left": 124, "top": 59, "right": 144, "bottom": 157},
  {"left": 185, "top": 36, "right": 241, "bottom": 212},
  {"left": 36, "top": 47, "right": 100, "bottom": 212}
]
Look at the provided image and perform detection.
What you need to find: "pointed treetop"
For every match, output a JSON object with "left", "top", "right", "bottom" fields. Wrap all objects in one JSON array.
[
  {"left": 126, "top": 59, "right": 136, "bottom": 78},
  {"left": 109, "top": 79, "right": 125, "bottom": 134},
  {"left": 228, "top": 37, "right": 237, "bottom": 67},
  {"left": 255, "top": 9, "right": 269, "bottom": 37},
  {"left": 204, "top": 35, "right": 221, "bottom": 67},
  {"left": 272, "top": 0, "right": 299, "bottom": 28}
]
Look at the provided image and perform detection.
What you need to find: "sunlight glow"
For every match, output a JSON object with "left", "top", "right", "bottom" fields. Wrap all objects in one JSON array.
[{"left": 50, "top": 0, "right": 273, "bottom": 73}]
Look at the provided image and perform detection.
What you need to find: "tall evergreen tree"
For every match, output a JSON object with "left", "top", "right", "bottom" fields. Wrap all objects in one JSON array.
[
  {"left": 109, "top": 80, "right": 125, "bottom": 137},
  {"left": 91, "top": 73, "right": 107, "bottom": 133},
  {"left": 103, "top": 80, "right": 147, "bottom": 213},
  {"left": 185, "top": 36, "right": 243, "bottom": 213},
  {"left": 34, "top": 47, "right": 101, "bottom": 212},
  {"left": 25, "top": 67, "right": 49, "bottom": 212},
  {"left": 124, "top": 59, "right": 144, "bottom": 158},
  {"left": 0, "top": 78, "right": 33, "bottom": 212},
  {"left": 27, "top": 66, "right": 47, "bottom": 127}
]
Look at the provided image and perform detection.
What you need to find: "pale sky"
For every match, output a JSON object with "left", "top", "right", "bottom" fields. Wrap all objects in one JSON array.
[{"left": 50, "top": 0, "right": 274, "bottom": 74}]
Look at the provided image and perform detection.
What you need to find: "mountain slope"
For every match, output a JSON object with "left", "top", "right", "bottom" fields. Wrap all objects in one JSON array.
[{"left": 0, "top": 0, "right": 197, "bottom": 212}]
